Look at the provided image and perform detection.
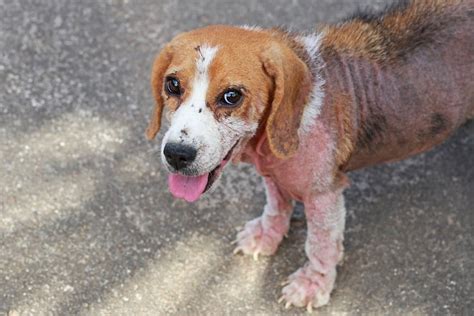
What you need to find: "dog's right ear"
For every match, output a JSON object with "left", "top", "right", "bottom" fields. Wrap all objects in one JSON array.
[
  {"left": 260, "top": 42, "right": 312, "bottom": 159},
  {"left": 146, "top": 44, "right": 173, "bottom": 140}
]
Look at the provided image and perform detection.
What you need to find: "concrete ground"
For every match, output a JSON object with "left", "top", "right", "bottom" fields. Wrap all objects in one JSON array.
[{"left": 1, "top": 0, "right": 473, "bottom": 315}]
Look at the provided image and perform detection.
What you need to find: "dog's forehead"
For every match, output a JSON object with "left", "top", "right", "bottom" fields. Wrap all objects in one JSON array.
[
  {"left": 168, "top": 26, "right": 270, "bottom": 73},
  {"left": 174, "top": 25, "right": 269, "bottom": 49}
]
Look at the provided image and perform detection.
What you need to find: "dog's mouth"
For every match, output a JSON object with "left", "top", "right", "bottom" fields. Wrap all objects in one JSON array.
[{"left": 167, "top": 141, "right": 238, "bottom": 202}]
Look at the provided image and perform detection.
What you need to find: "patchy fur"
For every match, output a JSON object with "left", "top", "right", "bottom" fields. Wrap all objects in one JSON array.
[
  {"left": 321, "top": 0, "right": 468, "bottom": 63},
  {"left": 233, "top": 177, "right": 293, "bottom": 259},
  {"left": 297, "top": 33, "right": 326, "bottom": 134}
]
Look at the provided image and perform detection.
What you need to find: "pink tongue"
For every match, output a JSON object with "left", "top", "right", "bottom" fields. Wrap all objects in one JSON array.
[{"left": 168, "top": 173, "right": 209, "bottom": 202}]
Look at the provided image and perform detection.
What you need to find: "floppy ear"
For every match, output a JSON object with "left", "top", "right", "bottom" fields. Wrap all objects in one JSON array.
[
  {"left": 146, "top": 45, "right": 173, "bottom": 140},
  {"left": 261, "top": 43, "right": 312, "bottom": 159}
]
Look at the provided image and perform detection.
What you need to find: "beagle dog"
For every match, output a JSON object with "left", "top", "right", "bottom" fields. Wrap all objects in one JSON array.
[{"left": 146, "top": 0, "right": 473, "bottom": 311}]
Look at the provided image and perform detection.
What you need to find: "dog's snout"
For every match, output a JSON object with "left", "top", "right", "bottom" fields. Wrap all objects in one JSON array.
[{"left": 163, "top": 143, "right": 197, "bottom": 170}]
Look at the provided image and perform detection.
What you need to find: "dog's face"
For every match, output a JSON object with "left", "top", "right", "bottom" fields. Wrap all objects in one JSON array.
[{"left": 146, "top": 25, "right": 312, "bottom": 202}]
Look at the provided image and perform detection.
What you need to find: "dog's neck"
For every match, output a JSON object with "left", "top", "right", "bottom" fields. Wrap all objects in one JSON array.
[{"left": 237, "top": 30, "right": 328, "bottom": 166}]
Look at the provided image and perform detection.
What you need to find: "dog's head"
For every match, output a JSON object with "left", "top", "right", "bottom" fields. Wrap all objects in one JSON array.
[{"left": 146, "top": 25, "right": 313, "bottom": 202}]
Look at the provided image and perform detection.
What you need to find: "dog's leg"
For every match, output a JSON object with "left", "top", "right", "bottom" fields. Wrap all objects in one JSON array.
[
  {"left": 280, "top": 188, "right": 345, "bottom": 310},
  {"left": 233, "top": 176, "right": 293, "bottom": 260}
]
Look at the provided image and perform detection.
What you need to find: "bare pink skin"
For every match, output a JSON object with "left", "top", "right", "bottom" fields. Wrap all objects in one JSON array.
[
  {"left": 233, "top": 177, "right": 293, "bottom": 258},
  {"left": 235, "top": 118, "right": 348, "bottom": 308},
  {"left": 283, "top": 189, "right": 346, "bottom": 307}
]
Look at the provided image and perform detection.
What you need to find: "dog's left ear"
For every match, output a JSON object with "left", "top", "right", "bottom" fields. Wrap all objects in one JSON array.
[
  {"left": 261, "top": 42, "right": 312, "bottom": 159},
  {"left": 146, "top": 44, "right": 173, "bottom": 140}
]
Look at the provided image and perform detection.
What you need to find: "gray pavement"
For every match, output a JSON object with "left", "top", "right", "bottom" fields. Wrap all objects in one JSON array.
[{"left": 0, "top": 0, "right": 473, "bottom": 315}]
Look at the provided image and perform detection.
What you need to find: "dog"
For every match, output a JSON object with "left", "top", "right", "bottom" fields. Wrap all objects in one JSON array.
[{"left": 146, "top": 0, "right": 473, "bottom": 311}]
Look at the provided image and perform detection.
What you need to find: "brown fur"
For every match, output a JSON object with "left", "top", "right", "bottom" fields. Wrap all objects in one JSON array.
[
  {"left": 146, "top": 44, "right": 173, "bottom": 140},
  {"left": 321, "top": 0, "right": 467, "bottom": 63},
  {"left": 261, "top": 42, "right": 312, "bottom": 159}
]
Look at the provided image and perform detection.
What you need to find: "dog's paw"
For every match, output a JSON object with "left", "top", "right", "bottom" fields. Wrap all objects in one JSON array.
[
  {"left": 233, "top": 216, "right": 286, "bottom": 260},
  {"left": 279, "top": 263, "right": 336, "bottom": 312}
]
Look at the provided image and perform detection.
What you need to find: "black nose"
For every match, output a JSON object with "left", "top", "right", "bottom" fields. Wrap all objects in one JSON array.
[{"left": 163, "top": 143, "right": 197, "bottom": 170}]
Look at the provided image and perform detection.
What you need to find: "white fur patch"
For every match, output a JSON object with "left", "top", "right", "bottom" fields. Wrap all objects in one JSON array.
[
  {"left": 195, "top": 45, "right": 218, "bottom": 76},
  {"left": 192, "top": 45, "right": 218, "bottom": 110},
  {"left": 297, "top": 33, "right": 326, "bottom": 135},
  {"left": 239, "top": 25, "right": 263, "bottom": 32},
  {"left": 162, "top": 45, "right": 220, "bottom": 173}
]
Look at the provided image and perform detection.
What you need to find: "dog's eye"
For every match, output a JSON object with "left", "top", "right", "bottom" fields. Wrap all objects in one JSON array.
[
  {"left": 219, "top": 89, "right": 243, "bottom": 107},
  {"left": 165, "top": 76, "right": 182, "bottom": 96}
]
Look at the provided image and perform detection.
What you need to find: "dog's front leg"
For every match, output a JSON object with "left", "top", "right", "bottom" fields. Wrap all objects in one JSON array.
[
  {"left": 280, "top": 188, "right": 346, "bottom": 311},
  {"left": 234, "top": 176, "right": 293, "bottom": 260}
]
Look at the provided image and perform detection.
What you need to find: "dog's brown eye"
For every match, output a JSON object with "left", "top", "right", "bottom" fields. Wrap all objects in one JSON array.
[
  {"left": 165, "top": 76, "right": 182, "bottom": 96},
  {"left": 219, "top": 89, "right": 243, "bottom": 107}
]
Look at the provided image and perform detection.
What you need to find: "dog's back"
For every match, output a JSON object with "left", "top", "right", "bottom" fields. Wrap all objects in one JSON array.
[{"left": 319, "top": 0, "right": 474, "bottom": 170}]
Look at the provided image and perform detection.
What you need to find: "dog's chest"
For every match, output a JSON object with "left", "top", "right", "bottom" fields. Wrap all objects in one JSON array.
[{"left": 241, "top": 123, "right": 337, "bottom": 201}]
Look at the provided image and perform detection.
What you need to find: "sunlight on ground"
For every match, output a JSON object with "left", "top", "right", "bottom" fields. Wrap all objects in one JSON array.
[
  {"left": 89, "top": 233, "right": 225, "bottom": 314},
  {"left": 11, "top": 276, "right": 81, "bottom": 315},
  {"left": 0, "top": 110, "right": 129, "bottom": 232}
]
